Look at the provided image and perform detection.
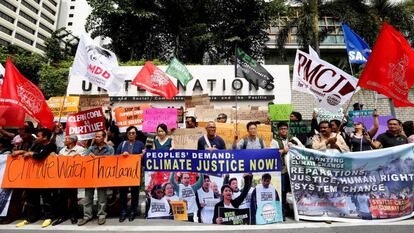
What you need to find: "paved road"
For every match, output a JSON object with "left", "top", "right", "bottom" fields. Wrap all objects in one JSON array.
[{"left": 0, "top": 218, "right": 413, "bottom": 233}]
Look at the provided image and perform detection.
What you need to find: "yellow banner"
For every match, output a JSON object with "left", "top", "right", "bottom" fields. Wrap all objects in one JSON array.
[{"left": 47, "top": 96, "right": 80, "bottom": 116}]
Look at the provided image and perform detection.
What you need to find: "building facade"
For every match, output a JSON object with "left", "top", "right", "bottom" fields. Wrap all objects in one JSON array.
[
  {"left": 0, "top": 0, "right": 61, "bottom": 54},
  {"left": 57, "top": 0, "right": 91, "bottom": 38}
]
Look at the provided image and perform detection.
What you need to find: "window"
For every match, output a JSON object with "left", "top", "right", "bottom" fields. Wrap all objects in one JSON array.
[
  {"left": 70, "top": 6, "right": 75, "bottom": 9},
  {"left": 0, "top": 11, "right": 14, "bottom": 23},
  {"left": 0, "top": 0, "right": 17, "bottom": 12},
  {"left": 39, "top": 23, "right": 53, "bottom": 34},
  {"left": 0, "top": 38, "right": 10, "bottom": 46},
  {"left": 68, "top": 22, "right": 73, "bottom": 26},
  {"left": 17, "top": 21, "right": 35, "bottom": 34},
  {"left": 19, "top": 10, "right": 36, "bottom": 24},
  {"left": 36, "top": 43, "right": 46, "bottom": 52},
  {"left": 41, "top": 12, "right": 54, "bottom": 25},
  {"left": 0, "top": 25, "right": 12, "bottom": 35},
  {"left": 48, "top": 0, "right": 57, "bottom": 7},
  {"left": 69, "top": 14, "right": 74, "bottom": 18},
  {"left": 38, "top": 33, "right": 48, "bottom": 41},
  {"left": 15, "top": 33, "right": 33, "bottom": 45},
  {"left": 42, "top": 3, "right": 55, "bottom": 15},
  {"left": 22, "top": 0, "right": 39, "bottom": 14}
]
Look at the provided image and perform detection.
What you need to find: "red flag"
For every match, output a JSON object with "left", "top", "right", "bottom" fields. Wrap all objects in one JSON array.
[
  {"left": 1, "top": 59, "right": 54, "bottom": 129},
  {"left": 358, "top": 22, "right": 414, "bottom": 107},
  {"left": 131, "top": 62, "right": 179, "bottom": 99},
  {"left": 0, "top": 104, "right": 25, "bottom": 127}
]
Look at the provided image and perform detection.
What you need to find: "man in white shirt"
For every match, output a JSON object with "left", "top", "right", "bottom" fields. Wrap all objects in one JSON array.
[
  {"left": 59, "top": 135, "right": 85, "bottom": 156},
  {"left": 53, "top": 135, "right": 85, "bottom": 226}
]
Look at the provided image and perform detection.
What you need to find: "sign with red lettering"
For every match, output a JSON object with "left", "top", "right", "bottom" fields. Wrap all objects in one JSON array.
[
  {"left": 292, "top": 50, "right": 359, "bottom": 112},
  {"left": 2, "top": 155, "right": 142, "bottom": 188},
  {"left": 66, "top": 108, "right": 106, "bottom": 140},
  {"left": 142, "top": 108, "right": 178, "bottom": 133}
]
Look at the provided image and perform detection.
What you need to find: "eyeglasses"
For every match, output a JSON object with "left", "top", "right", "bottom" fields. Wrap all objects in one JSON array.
[
  {"left": 128, "top": 132, "right": 136, "bottom": 135},
  {"left": 207, "top": 127, "right": 216, "bottom": 129}
]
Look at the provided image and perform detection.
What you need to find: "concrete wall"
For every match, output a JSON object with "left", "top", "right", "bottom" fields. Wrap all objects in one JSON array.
[{"left": 291, "top": 88, "right": 414, "bottom": 122}]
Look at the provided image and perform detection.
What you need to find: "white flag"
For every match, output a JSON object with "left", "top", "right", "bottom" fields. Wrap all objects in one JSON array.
[
  {"left": 292, "top": 49, "right": 359, "bottom": 112},
  {"left": 71, "top": 33, "right": 123, "bottom": 92},
  {"left": 308, "top": 45, "right": 319, "bottom": 58}
]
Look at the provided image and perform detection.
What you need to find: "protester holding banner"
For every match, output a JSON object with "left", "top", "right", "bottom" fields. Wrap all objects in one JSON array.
[
  {"left": 79, "top": 130, "right": 114, "bottom": 226},
  {"left": 169, "top": 172, "right": 204, "bottom": 222},
  {"left": 116, "top": 126, "right": 145, "bottom": 222},
  {"left": 213, "top": 174, "right": 252, "bottom": 224},
  {"left": 145, "top": 184, "right": 173, "bottom": 219},
  {"left": 1, "top": 125, "right": 35, "bottom": 224},
  {"left": 250, "top": 173, "right": 280, "bottom": 224},
  {"left": 329, "top": 120, "right": 352, "bottom": 149},
  {"left": 153, "top": 124, "right": 175, "bottom": 150},
  {"left": 376, "top": 119, "right": 408, "bottom": 148},
  {"left": 53, "top": 135, "right": 85, "bottom": 225},
  {"left": 51, "top": 122, "right": 66, "bottom": 152},
  {"left": 14, "top": 128, "right": 58, "bottom": 228},
  {"left": 270, "top": 122, "right": 303, "bottom": 219},
  {"left": 196, "top": 175, "right": 219, "bottom": 223},
  {"left": 107, "top": 124, "right": 121, "bottom": 150},
  {"left": 290, "top": 111, "right": 318, "bottom": 146},
  {"left": 233, "top": 121, "right": 265, "bottom": 149},
  {"left": 216, "top": 113, "right": 227, "bottom": 123},
  {"left": 185, "top": 116, "right": 198, "bottom": 128},
  {"left": 312, "top": 121, "right": 350, "bottom": 152},
  {"left": 350, "top": 112, "right": 380, "bottom": 151},
  {"left": 197, "top": 122, "right": 226, "bottom": 150}
]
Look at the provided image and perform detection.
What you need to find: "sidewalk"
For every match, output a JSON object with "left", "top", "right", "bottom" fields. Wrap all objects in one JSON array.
[{"left": 1, "top": 218, "right": 413, "bottom": 233}]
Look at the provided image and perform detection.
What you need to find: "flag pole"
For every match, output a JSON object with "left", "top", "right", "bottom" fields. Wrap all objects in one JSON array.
[
  {"left": 234, "top": 44, "right": 238, "bottom": 133},
  {"left": 57, "top": 95, "right": 67, "bottom": 123}
]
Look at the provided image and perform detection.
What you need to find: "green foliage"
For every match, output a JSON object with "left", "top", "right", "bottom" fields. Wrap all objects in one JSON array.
[
  {"left": 38, "top": 59, "right": 72, "bottom": 98},
  {"left": 45, "top": 27, "right": 79, "bottom": 64},
  {"left": 86, "top": 0, "right": 272, "bottom": 64},
  {"left": 120, "top": 59, "right": 165, "bottom": 66},
  {"left": 0, "top": 46, "right": 46, "bottom": 84},
  {"left": 275, "top": 0, "right": 414, "bottom": 59}
]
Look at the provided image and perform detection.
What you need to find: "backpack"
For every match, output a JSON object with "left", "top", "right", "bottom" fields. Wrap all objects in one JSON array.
[{"left": 242, "top": 137, "right": 264, "bottom": 149}]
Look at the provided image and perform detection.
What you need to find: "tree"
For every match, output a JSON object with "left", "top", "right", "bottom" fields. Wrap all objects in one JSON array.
[
  {"left": 86, "top": 0, "right": 163, "bottom": 61},
  {"left": 86, "top": 0, "right": 272, "bottom": 63},
  {"left": 44, "top": 27, "right": 79, "bottom": 65},
  {"left": 0, "top": 46, "right": 46, "bottom": 85},
  {"left": 275, "top": 0, "right": 323, "bottom": 60},
  {"left": 38, "top": 59, "right": 72, "bottom": 98},
  {"left": 322, "top": 0, "right": 414, "bottom": 46}
]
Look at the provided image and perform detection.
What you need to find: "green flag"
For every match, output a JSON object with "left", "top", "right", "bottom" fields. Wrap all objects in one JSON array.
[
  {"left": 166, "top": 57, "right": 193, "bottom": 85},
  {"left": 236, "top": 48, "right": 274, "bottom": 89}
]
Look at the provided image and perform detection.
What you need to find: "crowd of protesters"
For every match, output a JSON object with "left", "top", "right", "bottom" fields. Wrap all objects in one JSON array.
[{"left": 0, "top": 102, "right": 412, "bottom": 227}]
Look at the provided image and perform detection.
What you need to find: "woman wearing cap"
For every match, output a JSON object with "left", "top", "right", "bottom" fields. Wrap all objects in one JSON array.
[
  {"left": 350, "top": 111, "right": 380, "bottom": 151},
  {"left": 116, "top": 126, "right": 145, "bottom": 222},
  {"left": 145, "top": 185, "right": 172, "bottom": 219}
]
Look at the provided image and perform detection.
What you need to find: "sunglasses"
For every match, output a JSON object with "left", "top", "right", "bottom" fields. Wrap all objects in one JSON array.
[{"left": 128, "top": 132, "right": 136, "bottom": 135}]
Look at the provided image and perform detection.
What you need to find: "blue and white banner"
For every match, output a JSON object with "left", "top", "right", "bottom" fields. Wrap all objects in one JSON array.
[
  {"left": 144, "top": 149, "right": 280, "bottom": 173},
  {"left": 144, "top": 149, "right": 282, "bottom": 225},
  {"left": 342, "top": 23, "right": 371, "bottom": 64},
  {"left": 288, "top": 144, "right": 414, "bottom": 222}
]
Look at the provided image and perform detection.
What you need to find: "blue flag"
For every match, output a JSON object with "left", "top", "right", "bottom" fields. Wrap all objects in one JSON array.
[{"left": 341, "top": 23, "right": 371, "bottom": 64}]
